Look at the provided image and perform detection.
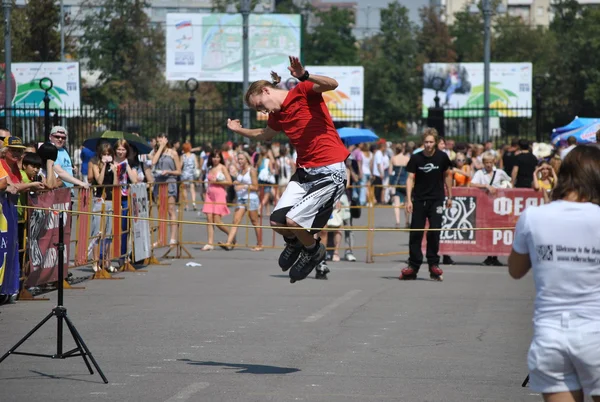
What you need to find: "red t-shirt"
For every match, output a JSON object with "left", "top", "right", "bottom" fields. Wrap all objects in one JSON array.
[{"left": 267, "top": 81, "right": 349, "bottom": 168}]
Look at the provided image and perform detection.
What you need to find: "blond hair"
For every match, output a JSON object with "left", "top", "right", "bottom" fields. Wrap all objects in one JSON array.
[
  {"left": 422, "top": 127, "right": 439, "bottom": 143},
  {"left": 481, "top": 151, "right": 496, "bottom": 162},
  {"left": 244, "top": 71, "right": 282, "bottom": 107}
]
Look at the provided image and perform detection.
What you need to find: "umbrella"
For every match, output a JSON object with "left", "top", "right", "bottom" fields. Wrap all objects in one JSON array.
[
  {"left": 551, "top": 121, "right": 599, "bottom": 146},
  {"left": 551, "top": 116, "right": 600, "bottom": 139},
  {"left": 83, "top": 130, "right": 153, "bottom": 154},
  {"left": 337, "top": 127, "right": 379, "bottom": 146}
]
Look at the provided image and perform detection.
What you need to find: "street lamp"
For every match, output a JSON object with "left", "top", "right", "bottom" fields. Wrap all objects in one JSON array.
[
  {"left": 470, "top": 1, "right": 506, "bottom": 143},
  {"left": 186, "top": 78, "right": 199, "bottom": 145},
  {"left": 39, "top": 77, "right": 54, "bottom": 142},
  {"left": 227, "top": 1, "right": 265, "bottom": 138},
  {"left": 3, "top": 0, "right": 13, "bottom": 132}
]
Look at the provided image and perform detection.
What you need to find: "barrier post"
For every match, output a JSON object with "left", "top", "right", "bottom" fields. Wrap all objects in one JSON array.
[{"left": 162, "top": 182, "right": 191, "bottom": 259}]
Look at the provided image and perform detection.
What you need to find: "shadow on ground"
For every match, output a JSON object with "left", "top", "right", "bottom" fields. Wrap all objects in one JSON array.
[{"left": 178, "top": 359, "right": 300, "bottom": 375}]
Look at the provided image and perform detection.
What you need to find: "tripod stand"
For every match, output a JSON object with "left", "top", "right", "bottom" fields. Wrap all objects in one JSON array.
[{"left": 0, "top": 211, "right": 108, "bottom": 383}]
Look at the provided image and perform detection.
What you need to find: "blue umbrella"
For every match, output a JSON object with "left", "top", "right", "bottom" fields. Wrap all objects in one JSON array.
[
  {"left": 551, "top": 121, "right": 599, "bottom": 146},
  {"left": 337, "top": 127, "right": 379, "bottom": 146},
  {"left": 551, "top": 117, "right": 600, "bottom": 140}
]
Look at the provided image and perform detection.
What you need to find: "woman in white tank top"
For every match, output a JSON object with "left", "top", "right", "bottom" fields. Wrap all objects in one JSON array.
[{"left": 219, "top": 152, "right": 263, "bottom": 251}]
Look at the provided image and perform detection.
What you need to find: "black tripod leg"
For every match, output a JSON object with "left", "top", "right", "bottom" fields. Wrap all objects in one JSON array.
[
  {"left": 63, "top": 315, "right": 109, "bottom": 384},
  {"left": 64, "top": 316, "right": 94, "bottom": 375},
  {"left": 0, "top": 311, "right": 55, "bottom": 364},
  {"left": 522, "top": 374, "right": 529, "bottom": 387}
]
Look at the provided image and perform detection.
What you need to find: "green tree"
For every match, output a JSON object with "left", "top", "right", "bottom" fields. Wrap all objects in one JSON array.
[
  {"left": 547, "top": 0, "right": 600, "bottom": 118},
  {"left": 450, "top": 7, "right": 483, "bottom": 62},
  {"left": 417, "top": 6, "right": 457, "bottom": 63},
  {"left": 493, "top": 15, "right": 555, "bottom": 72},
  {"left": 363, "top": 1, "right": 419, "bottom": 133},
  {"left": 304, "top": 7, "right": 358, "bottom": 65},
  {"left": 24, "top": 0, "right": 63, "bottom": 61},
  {"left": 78, "top": 0, "right": 165, "bottom": 105}
]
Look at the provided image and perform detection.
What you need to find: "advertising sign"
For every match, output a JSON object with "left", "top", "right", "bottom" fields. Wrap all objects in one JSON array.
[
  {"left": 166, "top": 13, "right": 301, "bottom": 82},
  {"left": 422, "top": 62, "right": 532, "bottom": 118},
  {"left": 429, "top": 188, "right": 543, "bottom": 256},
  {"left": 1, "top": 62, "right": 81, "bottom": 114}
]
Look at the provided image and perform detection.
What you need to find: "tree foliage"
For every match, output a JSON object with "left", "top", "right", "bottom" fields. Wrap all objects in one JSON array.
[
  {"left": 363, "top": 1, "right": 419, "bottom": 133},
  {"left": 78, "top": 0, "right": 165, "bottom": 105},
  {"left": 304, "top": 7, "right": 358, "bottom": 66},
  {"left": 417, "top": 6, "right": 456, "bottom": 64}
]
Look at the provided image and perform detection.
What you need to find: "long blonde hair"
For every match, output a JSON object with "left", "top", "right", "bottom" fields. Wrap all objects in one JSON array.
[{"left": 244, "top": 71, "right": 282, "bottom": 107}]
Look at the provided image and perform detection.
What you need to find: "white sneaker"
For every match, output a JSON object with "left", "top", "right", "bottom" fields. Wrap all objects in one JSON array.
[{"left": 345, "top": 252, "right": 357, "bottom": 262}]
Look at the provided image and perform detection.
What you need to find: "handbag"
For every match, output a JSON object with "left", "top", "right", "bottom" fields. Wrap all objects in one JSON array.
[
  {"left": 258, "top": 168, "right": 276, "bottom": 184},
  {"left": 327, "top": 209, "right": 343, "bottom": 228}
]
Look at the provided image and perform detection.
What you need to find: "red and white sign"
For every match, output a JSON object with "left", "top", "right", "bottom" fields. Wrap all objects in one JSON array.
[{"left": 437, "top": 188, "right": 543, "bottom": 256}]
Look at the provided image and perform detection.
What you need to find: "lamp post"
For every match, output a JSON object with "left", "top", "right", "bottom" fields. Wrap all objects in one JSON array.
[
  {"left": 60, "top": 0, "right": 65, "bottom": 61},
  {"left": 40, "top": 77, "right": 54, "bottom": 142},
  {"left": 482, "top": 0, "right": 492, "bottom": 143},
  {"left": 241, "top": 0, "right": 251, "bottom": 133},
  {"left": 3, "top": 0, "right": 12, "bottom": 132},
  {"left": 186, "top": 78, "right": 199, "bottom": 146},
  {"left": 470, "top": 1, "right": 506, "bottom": 143}
]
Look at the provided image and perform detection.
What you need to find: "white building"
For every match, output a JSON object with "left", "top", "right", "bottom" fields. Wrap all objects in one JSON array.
[{"left": 430, "top": 0, "right": 600, "bottom": 26}]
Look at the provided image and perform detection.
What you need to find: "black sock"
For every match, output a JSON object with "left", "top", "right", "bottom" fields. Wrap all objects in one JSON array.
[{"left": 284, "top": 236, "right": 297, "bottom": 244}]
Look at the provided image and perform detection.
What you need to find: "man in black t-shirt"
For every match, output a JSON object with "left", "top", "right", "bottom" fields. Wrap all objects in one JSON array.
[
  {"left": 511, "top": 139, "right": 538, "bottom": 188},
  {"left": 401, "top": 128, "right": 453, "bottom": 281},
  {"left": 502, "top": 139, "right": 518, "bottom": 176}
]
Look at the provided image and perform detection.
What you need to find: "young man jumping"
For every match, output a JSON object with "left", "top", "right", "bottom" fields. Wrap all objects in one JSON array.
[{"left": 226, "top": 56, "right": 350, "bottom": 283}]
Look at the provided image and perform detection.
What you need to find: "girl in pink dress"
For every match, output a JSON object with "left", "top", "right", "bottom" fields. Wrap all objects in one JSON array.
[{"left": 202, "top": 151, "right": 231, "bottom": 250}]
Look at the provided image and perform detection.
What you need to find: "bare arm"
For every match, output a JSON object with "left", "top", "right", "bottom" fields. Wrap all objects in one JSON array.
[
  {"left": 445, "top": 170, "right": 453, "bottom": 199},
  {"left": 288, "top": 56, "right": 337, "bottom": 92},
  {"left": 307, "top": 74, "right": 338, "bottom": 93},
  {"left": 226, "top": 119, "right": 279, "bottom": 141},
  {"left": 508, "top": 250, "right": 531, "bottom": 279},
  {"left": 152, "top": 144, "right": 166, "bottom": 166},
  {"left": 405, "top": 173, "right": 415, "bottom": 203},
  {"left": 54, "top": 164, "right": 88, "bottom": 187}
]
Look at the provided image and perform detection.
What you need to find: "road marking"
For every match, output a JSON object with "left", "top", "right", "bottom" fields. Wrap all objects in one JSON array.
[
  {"left": 303, "top": 289, "right": 362, "bottom": 323},
  {"left": 164, "top": 382, "right": 210, "bottom": 402}
]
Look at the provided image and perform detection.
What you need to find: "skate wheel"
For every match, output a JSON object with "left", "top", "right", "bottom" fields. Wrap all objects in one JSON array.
[{"left": 290, "top": 278, "right": 296, "bottom": 284}]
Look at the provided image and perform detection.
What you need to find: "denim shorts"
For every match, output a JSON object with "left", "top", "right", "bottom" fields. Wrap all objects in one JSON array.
[
  {"left": 528, "top": 312, "right": 600, "bottom": 396},
  {"left": 236, "top": 195, "right": 260, "bottom": 211}
]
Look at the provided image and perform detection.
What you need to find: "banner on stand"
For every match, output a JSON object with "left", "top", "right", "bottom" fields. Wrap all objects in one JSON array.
[
  {"left": 130, "top": 184, "right": 151, "bottom": 261},
  {"left": 25, "top": 189, "right": 72, "bottom": 287}
]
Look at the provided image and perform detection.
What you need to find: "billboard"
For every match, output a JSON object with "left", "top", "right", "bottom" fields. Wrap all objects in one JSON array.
[
  {"left": 422, "top": 62, "right": 532, "bottom": 118},
  {"left": 1, "top": 62, "right": 81, "bottom": 113},
  {"left": 257, "top": 66, "right": 364, "bottom": 122},
  {"left": 166, "top": 13, "right": 301, "bottom": 82}
]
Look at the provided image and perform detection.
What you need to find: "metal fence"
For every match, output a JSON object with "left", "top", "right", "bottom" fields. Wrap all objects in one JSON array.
[{"left": 0, "top": 103, "right": 569, "bottom": 153}]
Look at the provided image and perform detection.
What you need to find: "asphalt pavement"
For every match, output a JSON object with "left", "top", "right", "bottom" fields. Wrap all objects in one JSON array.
[{"left": 0, "top": 207, "right": 538, "bottom": 402}]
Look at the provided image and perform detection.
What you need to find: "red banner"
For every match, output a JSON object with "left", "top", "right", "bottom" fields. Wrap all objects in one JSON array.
[
  {"left": 437, "top": 188, "right": 543, "bottom": 256},
  {"left": 25, "top": 189, "right": 72, "bottom": 287}
]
